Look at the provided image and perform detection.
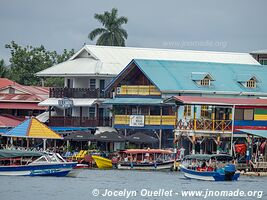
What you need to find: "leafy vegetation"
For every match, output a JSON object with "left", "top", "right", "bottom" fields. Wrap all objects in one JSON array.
[{"left": 4, "top": 41, "right": 74, "bottom": 87}]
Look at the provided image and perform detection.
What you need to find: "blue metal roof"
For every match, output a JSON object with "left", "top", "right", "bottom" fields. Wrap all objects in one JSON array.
[
  {"left": 238, "top": 129, "right": 267, "bottom": 138},
  {"left": 131, "top": 59, "right": 267, "bottom": 94}
]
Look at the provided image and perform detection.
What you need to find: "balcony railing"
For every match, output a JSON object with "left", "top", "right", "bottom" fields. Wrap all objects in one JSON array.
[
  {"left": 49, "top": 88, "right": 106, "bottom": 98},
  {"left": 48, "top": 116, "right": 112, "bottom": 127},
  {"left": 177, "top": 119, "right": 232, "bottom": 132},
  {"left": 114, "top": 115, "right": 176, "bottom": 126},
  {"left": 116, "top": 85, "right": 161, "bottom": 96}
]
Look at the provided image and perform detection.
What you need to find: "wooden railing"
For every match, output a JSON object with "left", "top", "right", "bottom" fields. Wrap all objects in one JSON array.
[
  {"left": 48, "top": 116, "right": 112, "bottom": 127},
  {"left": 117, "top": 85, "right": 161, "bottom": 96},
  {"left": 50, "top": 88, "right": 106, "bottom": 98},
  {"left": 114, "top": 115, "right": 176, "bottom": 126},
  {"left": 177, "top": 119, "right": 232, "bottom": 132}
]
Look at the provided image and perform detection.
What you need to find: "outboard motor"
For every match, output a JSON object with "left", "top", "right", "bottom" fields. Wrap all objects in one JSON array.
[{"left": 224, "top": 164, "right": 236, "bottom": 181}]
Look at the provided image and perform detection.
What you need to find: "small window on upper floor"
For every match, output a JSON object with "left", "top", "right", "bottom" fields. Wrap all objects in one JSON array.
[
  {"left": 237, "top": 74, "right": 258, "bottom": 89},
  {"left": 200, "top": 77, "right": 211, "bottom": 86},
  {"left": 246, "top": 78, "right": 256, "bottom": 88},
  {"left": 191, "top": 72, "right": 214, "bottom": 87},
  {"left": 9, "top": 88, "right": 15, "bottom": 94},
  {"left": 90, "top": 79, "right": 96, "bottom": 89}
]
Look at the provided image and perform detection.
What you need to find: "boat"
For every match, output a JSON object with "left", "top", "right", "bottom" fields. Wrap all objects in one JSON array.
[
  {"left": 92, "top": 155, "right": 112, "bottom": 169},
  {"left": 180, "top": 154, "right": 240, "bottom": 181},
  {"left": 116, "top": 149, "right": 174, "bottom": 170},
  {"left": 0, "top": 149, "right": 77, "bottom": 176}
]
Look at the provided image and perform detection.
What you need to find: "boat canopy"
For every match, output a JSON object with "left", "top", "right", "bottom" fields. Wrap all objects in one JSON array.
[
  {"left": 0, "top": 150, "right": 43, "bottom": 159},
  {"left": 120, "top": 149, "right": 173, "bottom": 154},
  {"left": 183, "top": 154, "right": 233, "bottom": 161}
]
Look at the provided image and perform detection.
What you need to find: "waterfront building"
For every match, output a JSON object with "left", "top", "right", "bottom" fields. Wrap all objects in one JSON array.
[
  {"left": 0, "top": 78, "right": 48, "bottom": 117},
  {"left": 36, "top": 45, "right": 258, "bottom": 133},
  {"left": 250, "top": 50, "right": 267, "bottom": 65},
  {"left": 105, "top": 59, "right": 267, "bottom": 151}
]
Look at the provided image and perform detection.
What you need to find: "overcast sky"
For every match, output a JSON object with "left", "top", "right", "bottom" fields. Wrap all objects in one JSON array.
[{"left": 1, "top": 0, "right": 267, "bottom": 63}]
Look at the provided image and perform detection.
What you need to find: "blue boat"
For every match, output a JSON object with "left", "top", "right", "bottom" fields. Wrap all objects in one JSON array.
[
  {"left": 0, "top": 150, "right": 77, "bottom": 176},
  {"left": 180, "top": 154, "right": 240, "bottom": 181}
]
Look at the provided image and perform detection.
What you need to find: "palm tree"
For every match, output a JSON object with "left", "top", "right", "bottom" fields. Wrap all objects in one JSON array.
[{"left": 89, "top": 8, "right": 128, "bottom": 46}]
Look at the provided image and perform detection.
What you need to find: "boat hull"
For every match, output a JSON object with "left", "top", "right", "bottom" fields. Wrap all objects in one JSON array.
[
  {"left": 92, "top": 155, "right": 112, "bottom": 169},
  {"left": 0, "top": 162, "right": 77, "bottom": 176},
  {"left": 180, "top": 166, "right": 240, "bottom": 181},
  {"left": 117, "top": 161, "right": 174, "bottom": 170}
]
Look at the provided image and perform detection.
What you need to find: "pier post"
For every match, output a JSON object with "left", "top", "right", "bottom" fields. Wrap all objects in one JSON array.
[
  {"left": 192, "top": 135, "right": 196, "bottom": 154},
  {"left": 159, "top": 129, "right": 162, "bottom": 149},
  {"left": 43, "top": 139, "right": 47, "bottom": 151}
]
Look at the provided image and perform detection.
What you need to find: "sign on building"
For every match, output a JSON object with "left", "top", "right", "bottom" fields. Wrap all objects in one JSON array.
[
  {"left": 129, "top": 115, "right": 145, "bottom": 127},
  {"left": 58, "top": 98, "right": 74, "bottom": 108}
]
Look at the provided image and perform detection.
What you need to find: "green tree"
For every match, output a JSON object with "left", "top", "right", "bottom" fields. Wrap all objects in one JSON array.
[
  {"left": 89, "top": 8, "right": 128, "bottom": 46},
  {"left": 0, "top": 59, "right": 9, "bottom": 78},
  {"left": 5, "top": 41, "right": 74, "bottom": 86}
]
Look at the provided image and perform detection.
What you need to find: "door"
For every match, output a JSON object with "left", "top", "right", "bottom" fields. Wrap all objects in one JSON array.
[{"left": 100, "top": 80, "right": 105, "bottom": 97}]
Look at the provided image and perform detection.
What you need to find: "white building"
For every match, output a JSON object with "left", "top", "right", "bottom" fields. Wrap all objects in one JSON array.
[{"left": 36, "top": 45, "right": 259, "bottom": 128}]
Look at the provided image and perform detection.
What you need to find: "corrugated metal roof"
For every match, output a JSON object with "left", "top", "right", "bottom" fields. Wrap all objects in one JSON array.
[
  {"left": 170, "top": 96, "right": 267, "bottom": 106},
  {"left": 36, "top": 45, "right": 259, "bottom": 77},
  {"left": 236, "top": 74, "right": 257, "bottom": 82},
  {"left": 0, "top": 102, "right": 46, "bottom": 110},
  {"left": 250, "top": 49, "right": 267, "bottom": 54},
  {"left": 103, "top": 97, "right": 163, "bottom": 105},
  {"left": 131, "top": 59, "right": 267, "bottom": 94},
  {"left": 191, "top": 72, "right": 213, "bottom": 81},
  {"left": 4, "top": 118, "right": 62, "bottom": 139},
  {"left": 238, "top": 129, "right": 267, "bottom": 138},
  {"left": 0, "top": 115, "right": 23, "bottom": 127}
]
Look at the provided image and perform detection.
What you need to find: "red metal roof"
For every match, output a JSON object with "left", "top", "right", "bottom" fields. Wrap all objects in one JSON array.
[
  {"left": 0, "top": 115, "right": 23, "bottom": 127},
  {"left": 171, "top": 96, "right": 267, "bottom": 106},
  {"left": 0, "top": 102, "right": 46, "bottom": 110}
]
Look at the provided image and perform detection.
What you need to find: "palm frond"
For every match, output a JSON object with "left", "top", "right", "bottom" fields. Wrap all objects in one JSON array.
[{"left": 88, "top": 28, "right": 107, "bottom": 40}]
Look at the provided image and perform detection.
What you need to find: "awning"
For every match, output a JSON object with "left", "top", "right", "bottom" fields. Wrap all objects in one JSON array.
[
  {"left": 103, "top": 98, "right": 163, "bottom": 105},
  {"left": 0, "top": 102, "right": 46, "bottom": 110},
  {"left": 238, "top": 129, "right": 267, "bottom": 138},
  {"left": 36, "top": 111, "right": 56, "bottom": 123},
  {"left": 38, "top": 98, "right": 97, "bottom": 107},
  {"left": 168, "top": 96, "right": 267, "bottom": 106}
]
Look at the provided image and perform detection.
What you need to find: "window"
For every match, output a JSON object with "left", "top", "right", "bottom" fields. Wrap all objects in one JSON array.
[
  {"left": 200, "top": 77, "right": 210, "bottom": 86},
  {"left": 259, "top": 59, "right": 267, "bottom": 65},
  {"left": 9, "top": 88, "right": 15, "bottom": 94},
  {"left": 201, "top": 105, "right": 210, "bottom": 118},
  {"left": 89, "top": 107, "right": 95, "bottom": 118},
  {"left": 246, "top": 79, "right": 256, "bottom": 88},
  {"left": 90, "top": 79, "right": 96, "bottom": 89},
  {"left": 184, "top": 105, "right": 192, "bottom": 117},
  {"left": 234, "top": 108, "right": 254, "bottom": 120},
  {"left": 150, "top": 106, "right": 160, "bottom": 115},
  {"left": 67, "top": 79, "right": 73, "bottom": 88},
  {"left": 244, "top": 109, "right": 254, "bottom": 120}
]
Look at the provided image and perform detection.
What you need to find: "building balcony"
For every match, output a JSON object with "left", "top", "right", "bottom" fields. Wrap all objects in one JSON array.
[
  {"left": 177, "top": 119, "right": 232, "bottom": 132},
  {"left": 116, "top": 85, "right": 161, "bottom": 96},
  {"left": 49, "top": 88, "right": 106, "bottom": 98},
  {"left": 47, "top": 116, "right": 112, "bottom": 127},
  {"left": 114, "top": 115, "right": 176, "bottom": 126}
]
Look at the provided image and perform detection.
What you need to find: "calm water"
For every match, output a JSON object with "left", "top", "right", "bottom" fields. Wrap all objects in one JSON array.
[{"left": 0, "top": 170, "right": 266, "bottom": 200}]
